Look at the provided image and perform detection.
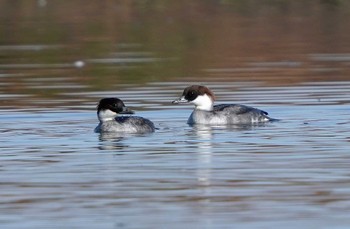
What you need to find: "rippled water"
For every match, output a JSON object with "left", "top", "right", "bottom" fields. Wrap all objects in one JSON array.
[
  {"left": 2, "top": 1, "right": 350, "bottom": 228},
  {"left": 1, "top": 81, "right": 350, "bottom": 228}
]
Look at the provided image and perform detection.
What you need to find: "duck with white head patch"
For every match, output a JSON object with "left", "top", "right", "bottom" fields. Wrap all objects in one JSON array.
[
  {"left": 172, "top": 85, "right": 277, "bottom": 125},
  {"left": 95, "top": 98, "right": 155, "bottom": 133}
]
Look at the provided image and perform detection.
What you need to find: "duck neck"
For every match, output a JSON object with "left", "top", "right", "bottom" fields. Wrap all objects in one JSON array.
[
  {"left": 193, "top": 94, "right": 214, "bottom": 111},
  {"left": 98, "top": 109, "right": 117, "bottom": 122}
]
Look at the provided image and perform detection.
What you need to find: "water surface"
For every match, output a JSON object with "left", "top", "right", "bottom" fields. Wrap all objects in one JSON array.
[{"left": 1, "top": 81, "right": 350, "bottom": 229}]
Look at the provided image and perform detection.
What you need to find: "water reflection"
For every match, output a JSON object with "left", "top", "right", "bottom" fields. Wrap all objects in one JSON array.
[
  {"left": 97, "top": 133, "right": 126, "bottom": 151},
  {"left": 192, "top": 125, "right": 213, "bottom": 200},
  {"left": 97, "top": 131, "right": 157, "bottom": 151}
]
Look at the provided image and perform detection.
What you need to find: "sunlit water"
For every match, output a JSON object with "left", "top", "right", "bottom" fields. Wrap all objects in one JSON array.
[{"left": 1, "top": 81, "right": 350, "bottom": 229}]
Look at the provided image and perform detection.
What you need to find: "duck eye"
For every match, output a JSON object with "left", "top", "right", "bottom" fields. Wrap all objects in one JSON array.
[{"left": 186, "top": 90, "right": 197, "bottom": 100}]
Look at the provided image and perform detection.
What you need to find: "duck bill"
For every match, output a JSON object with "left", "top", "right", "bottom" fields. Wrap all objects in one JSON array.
[
  {"left": 172, "top": 96, "right": 189, "bottom": 104},
  {"left": 119, "top": 106, "right": 135, "bottom": 114}
]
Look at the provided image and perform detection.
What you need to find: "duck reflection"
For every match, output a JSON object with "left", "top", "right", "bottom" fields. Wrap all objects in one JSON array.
[
  {"left": 190, "top": 124, "right": 267, "bottom": 196},
  {"left": 190, "top": 125, "right": 214, "bottom": 191},
  {"left": 97, "top": 132, "right": 128, "bottom": 150}
]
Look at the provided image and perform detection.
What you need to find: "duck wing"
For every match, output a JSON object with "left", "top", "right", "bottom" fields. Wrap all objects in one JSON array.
[
  {"left": 213, "top": 104, "right": 268, "bottom": 116},
  {"left": 116, "top": 116, "right": 155, "bottom": 129}
]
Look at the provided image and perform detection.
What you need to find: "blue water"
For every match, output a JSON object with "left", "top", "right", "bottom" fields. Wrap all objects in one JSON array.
[{"left": 1, "top": 82, "right": 350, "bottom": 229}]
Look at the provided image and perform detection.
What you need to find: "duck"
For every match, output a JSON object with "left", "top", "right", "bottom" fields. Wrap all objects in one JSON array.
[
  {"left": 95, "top": 98, "right": 155, "bottom": 133},
  {"left": 172, "top": 85, "right": 276, "bottom": 125}
]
